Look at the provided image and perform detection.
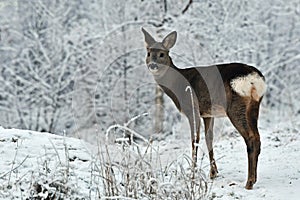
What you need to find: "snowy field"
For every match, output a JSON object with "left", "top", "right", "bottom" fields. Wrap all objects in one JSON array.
[{"left": 0, "top": 112, "right": 299, "bottom": 199}]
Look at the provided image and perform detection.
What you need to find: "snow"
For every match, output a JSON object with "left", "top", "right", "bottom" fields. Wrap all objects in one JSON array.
[
  {"left": 0, "top": 113, "right": 299, "bottom": 199},
  {"left": 209, "top": 124, "right": 300, "bottom": 200},
  {"left": 0, "top": 127, "right": 94, "bottom": 199}
]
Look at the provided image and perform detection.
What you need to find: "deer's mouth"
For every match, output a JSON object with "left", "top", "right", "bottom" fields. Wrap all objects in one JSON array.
[
  {"left": 147, "top": 63, "right": 159, "bottom": 73},
  {"left": 147, "top": 62, "right": 169, "bottom": 78},
  {"left": 148, "top": 63, "right": 158, "bottom": 72}
]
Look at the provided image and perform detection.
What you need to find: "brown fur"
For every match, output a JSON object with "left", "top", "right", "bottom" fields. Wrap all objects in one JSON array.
[{"left": 142, "top": 28, "right": 266, "bottom": 189}]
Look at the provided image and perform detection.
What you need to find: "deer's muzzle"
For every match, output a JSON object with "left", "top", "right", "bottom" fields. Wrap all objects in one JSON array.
[{"left": 148, "top": 63, "right": 159, "bottom": 73}]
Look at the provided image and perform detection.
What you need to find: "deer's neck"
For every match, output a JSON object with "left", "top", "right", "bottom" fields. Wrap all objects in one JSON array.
[
  {"left": 155, "top": 63, "right": 180, "bottom": 87},
  {"left": 153, "top": 60, "right": 190, "bottom": 112}
]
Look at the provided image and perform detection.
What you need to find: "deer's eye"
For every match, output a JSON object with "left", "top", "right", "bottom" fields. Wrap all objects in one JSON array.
[{"left": 159, "top": 53, "right": 164, "bottom": 58}]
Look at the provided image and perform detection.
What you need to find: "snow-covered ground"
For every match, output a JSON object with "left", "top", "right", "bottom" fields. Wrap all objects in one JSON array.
[{"left": 0, "top": 114, "right": 299, "bottom": 199}]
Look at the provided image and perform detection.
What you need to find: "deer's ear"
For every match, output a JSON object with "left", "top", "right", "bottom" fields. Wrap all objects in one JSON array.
[
  {"left": 162, "top": 31, "right": 177, "bottom": 50},
  {"left": 142, "top": 28, "right": 156, "bottom": 47}
]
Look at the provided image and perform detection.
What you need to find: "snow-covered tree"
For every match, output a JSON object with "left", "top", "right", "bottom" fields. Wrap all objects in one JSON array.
[
  {"left": 0, "top": 1, "right": 91, "bottom": 133},
  {"left": 0, "top": 0, "right": 299, "bottom": 136}
]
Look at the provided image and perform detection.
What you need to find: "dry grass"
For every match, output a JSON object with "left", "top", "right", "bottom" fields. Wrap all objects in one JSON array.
[{"left": 0, "top": 126, "right": 210, "bottom": 199}]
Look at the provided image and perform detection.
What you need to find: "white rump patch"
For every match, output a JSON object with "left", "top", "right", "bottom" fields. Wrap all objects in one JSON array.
[{"left": 230, "top": 72, "right": 266, "bottom": 100}]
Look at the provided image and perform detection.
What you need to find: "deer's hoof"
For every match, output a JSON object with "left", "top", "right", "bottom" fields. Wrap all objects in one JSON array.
[
  {"left": 245, "top": 180, "right": 254, "bottom": 190},
  {"left": 210, "top": 166, "right": 218, "bottom": 179}
]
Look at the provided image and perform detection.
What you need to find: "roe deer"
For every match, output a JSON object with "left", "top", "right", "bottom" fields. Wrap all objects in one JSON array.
[{"left": 142, "top": 28, "right": 266, "bottom": 189}]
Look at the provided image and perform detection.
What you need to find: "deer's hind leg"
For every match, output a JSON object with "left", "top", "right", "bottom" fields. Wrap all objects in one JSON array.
[
  {"left": 246, "top": 99, "right": 262, "bottom": 185},
  {"left": 227, "top": 96, "right": 261, "bottom": 190},
  {"left": 203, "top": 117, "right": 218, "bottom": 179}
]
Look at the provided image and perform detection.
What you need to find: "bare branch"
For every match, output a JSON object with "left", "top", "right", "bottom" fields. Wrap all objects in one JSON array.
[{"left": 182, "top": 0, "right": 193, "bottom": 14}]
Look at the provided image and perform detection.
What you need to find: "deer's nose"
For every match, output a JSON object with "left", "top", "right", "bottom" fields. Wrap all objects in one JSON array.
[{"left": 148, "top": 63, "right": 158, "bottom": 71}]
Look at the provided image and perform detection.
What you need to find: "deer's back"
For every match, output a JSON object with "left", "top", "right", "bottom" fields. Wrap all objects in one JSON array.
[{"left": 179, "top": 63, "right": 265, "bottom": 117}]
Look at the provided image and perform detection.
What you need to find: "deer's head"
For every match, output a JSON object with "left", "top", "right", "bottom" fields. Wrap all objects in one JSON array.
[{"left": 142, "top": 28, "right": 177, "bottom": 77}]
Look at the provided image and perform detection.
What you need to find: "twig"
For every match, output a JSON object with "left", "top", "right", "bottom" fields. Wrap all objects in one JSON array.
[
  {"left": 63, "top": 133, "right": 70, "bottom": 186},
  {"left": 101, "top": 196, "right": 136, "bottom": 200},
  {"left": 106, "top": 124, "right": 148, "bottom": 143},
  {"left": 182, "top": 0, "right": 193, "bottom": 14},
  {"left": 48, "top": 138, "right": 62, "bottom": 165},
  {"left": 7, "top": 143, "right": 19, "bottom": 187},
  {"left": 0, "top": 155, "right": 29, "bottom": 179}
]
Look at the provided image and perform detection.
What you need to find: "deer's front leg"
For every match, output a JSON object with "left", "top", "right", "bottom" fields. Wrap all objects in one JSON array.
[
  {"left": 187, "top": 113, "right": 201, "bottom": 167},
  {"left": 203, "top": 117, "right": 218, "bottom": 179}
]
